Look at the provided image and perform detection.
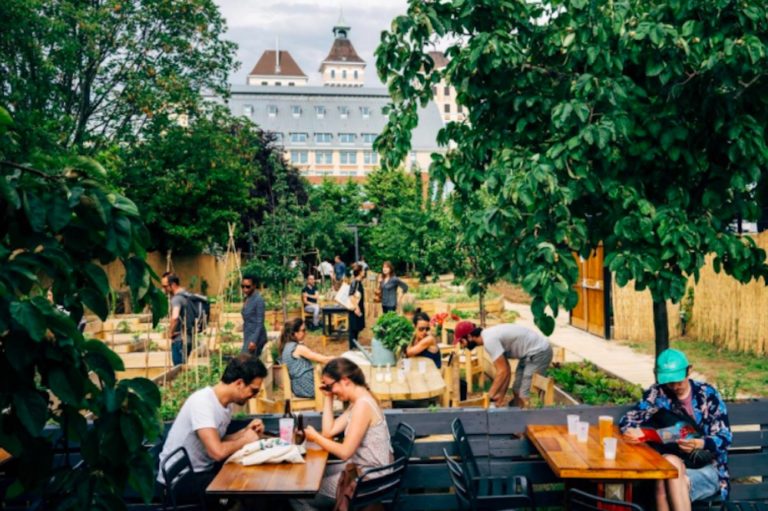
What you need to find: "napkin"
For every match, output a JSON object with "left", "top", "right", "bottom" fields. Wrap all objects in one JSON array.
[{"left": 226, "top": 438, "right": 306, "bottom": 465}]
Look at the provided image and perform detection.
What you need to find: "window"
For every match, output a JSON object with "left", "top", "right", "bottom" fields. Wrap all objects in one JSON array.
[
  {"left": 261, "top": 81, "right": 268, "bottom": 86},
  {"left": 291, "top": 105, "right": 302, "bottom": 118},
  {"left": 288, "top": 82, "right": 295, "bottom": 86},
  {"left": 339, "top": 106, "right": 349, "bottom": 118},
  {"left": 315, "top": 133, "right": 332, "bottom": 144},
  {"left": 360, "top": 106, "right": 371, "bottom": 119},
  {"left": 315, "top": 105, "right": 326, "bottom": 118},
  {"left": 290, "top": 150, "right": 308, "bottom": 164},
  {"left": 275, "top": 81, "right": 282, "bottom": 86},
  {"left": 364, "top": 151, "right": 378, "bottom": 165},
  {"left": 273, "top": 132, "right": 284, "bottom": 143},
  {"left": 340, "top": 151, "right": 357, "bottom": 164},
  {"left": 354, "top": 70, "right": 358, "bottom": 79},
  {"left": 243, "top": 105, "right": 254, "bottom": 117},
  {"left": 289, "top": 132, "right": 308, "bottom": 143},
  {"left": 315, "top": 150, "right": 333, "bottom": 164},
  {"left": 432, "top": 86, "right": 437, "bottom": 95},
  {"left": 331, "top": 70, "right": 336, "bottom": 79},
  {"left": 361, "top": 133, "right": 377, "bottom": 144},
  {"left": 342, "top": 70, "right": 347, "bottom": 79},
  {"left": 444, "top": 86, "right": 451, "bottom": 95},
  {"left": 267, "top": 105, "right": 278, "bottom": 117},
  {"left": 458, "top": 105, "right": 464, "bottom": 114},
  {"left": 338, "top": 133, "right": 356, "bottom": 143},
  {"left": 444, "top": 104, "right": 451, "bottom": 113}
]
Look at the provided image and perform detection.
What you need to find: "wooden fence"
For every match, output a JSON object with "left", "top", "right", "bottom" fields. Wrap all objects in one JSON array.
[{"left": 611, "top": 231, "right": 768, "bottom": 354}]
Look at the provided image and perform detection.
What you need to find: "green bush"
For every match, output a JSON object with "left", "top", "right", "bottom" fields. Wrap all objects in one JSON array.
[
  {"left": 549, "top": 362, "right": 642, "bottom": 405},
  {"left": 372, "top": 312, "right": 414, "bottom": 354}
]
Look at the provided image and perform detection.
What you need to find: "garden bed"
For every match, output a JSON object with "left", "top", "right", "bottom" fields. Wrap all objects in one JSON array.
[{"left": 548, "top": 362, "right": 643, "bottom": 405}]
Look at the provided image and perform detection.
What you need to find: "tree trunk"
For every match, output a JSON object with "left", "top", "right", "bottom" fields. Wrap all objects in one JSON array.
[
  {"left": 281, "top": 279, "right": 288, "bottom": 324},
  {"left": 652, "top": 299, "right": 669, "bottom": 358},
  {"left": 479, "top": 290, "right": 487, "bottom": 328}
]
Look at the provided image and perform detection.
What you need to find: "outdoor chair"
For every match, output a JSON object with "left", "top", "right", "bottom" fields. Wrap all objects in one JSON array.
[
  {"left": 567, "top": 488, "right": 645, "bottom": 511},
  {"left": 390, "top": 422, "right": 416, "bottom": 461},
  {"left": 280, "top": 363, "right": 323, "bottom": 412},
  {"left": 445, "top": 350, "right": 489, "bottom": 408},
  {"left": 444, "top": 448, "right": 535, "bottom": 511},
  {"left": 722, "top": 502, "right": 768, "bottom": 511},
  {"left": 160, "top": 446, "right": 205, "bottom": 511},
  {"left": 530, "top": 374, "right": 555, "bottom": 406},
  {"left": 347, "top": 454, "right": 410, "bottom": 511}
]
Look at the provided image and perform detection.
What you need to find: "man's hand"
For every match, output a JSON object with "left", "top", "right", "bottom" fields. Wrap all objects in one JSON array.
[
  {"left": 677, "top": 438, "right": 704, "bottom": 453},
  {"left": 241, "top": 427, "right": 259, "bottom": 444},
  {"left": 492, "top": 393, "right": 506, "bottom": 407},
  {"left": 622, "top": 427, "right": 644, "bottom": 444},
  {"left": 247, "top": 419, "right": 264, "bottom": 436}
]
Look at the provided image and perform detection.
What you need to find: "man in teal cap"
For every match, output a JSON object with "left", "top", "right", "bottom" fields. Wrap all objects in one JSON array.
[{"left": 620, "top": 349, "right": 731, "bottom": 510}]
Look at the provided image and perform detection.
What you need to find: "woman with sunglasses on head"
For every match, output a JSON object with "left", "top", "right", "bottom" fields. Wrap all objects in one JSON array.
[
  {"left": 405, "top": 309, "right": 441, "bottom": 369},
  {"left": 293, "top": 358, "right": 392, "bottom": 511},
  {"left": 279, "top": 319, "right": 333, "bottom": 398},
  {"left": 377, "top": 261, "right": 408, "bottom": 314}
]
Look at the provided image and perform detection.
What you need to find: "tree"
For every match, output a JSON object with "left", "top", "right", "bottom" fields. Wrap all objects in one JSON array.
[
  {"left": 376, "top": 0, "right": 768, "bottom": 354},
  {"left": 0, "top": 107, "right": 166, "bottom": 508},
  {"left": 364, "top": 167, "right": 420, "bottom": 224},
  {"left": 305, "top": 179, "right": 364, "bottom": 264},
  {"left": 0, "top": 0, "right": 236, "bottom": 157},
  {"left": 111, "top": 106, "right": 268, "bottom": 255}
]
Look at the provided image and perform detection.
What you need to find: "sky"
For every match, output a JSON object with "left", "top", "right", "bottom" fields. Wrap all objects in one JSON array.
[{"left": 214, "top": 0, "right": 410, "bottom": 87}]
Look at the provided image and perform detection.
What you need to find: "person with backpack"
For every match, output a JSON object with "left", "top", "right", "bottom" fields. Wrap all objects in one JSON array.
[{"left": 161, "top": 272, "right": 194, "bottom": 366}]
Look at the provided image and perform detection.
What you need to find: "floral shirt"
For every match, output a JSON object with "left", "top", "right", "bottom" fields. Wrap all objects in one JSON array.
[{"left": 619, "top": 379, "right": 732, "bottom": 500}]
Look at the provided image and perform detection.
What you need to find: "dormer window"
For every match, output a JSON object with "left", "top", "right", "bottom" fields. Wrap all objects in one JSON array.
[
  {"left": 342, "top": 70, "right": 347, "bottom": 79},
  {"left": 361, "top": 133, "right": 377, "bottom": 144},
  {"left": 339, "top": 106, "right": 349, "bottom": 119},
  {"left": 360, "top": 106, "right": 371, "bottom": 119},
  {"left": 243, "top": 105, "right": 254, "bottom": 117},
  {"left": 291, "top": 105, "right": 302, "bottom": 118},
  {"left": 289, "top": 132, "right": 309, "bottom": 143},
  {"left": 331, "top": 70, "right": 336, "bottom": 79},
  {"left": 315, "top": 133, "right": 332, "bottom": 144},
  {"left": 267, "top": 105, "right": 278, "bottom": 118},
  {"left": 315, "top": 106, "right": 326, "bottom": 119},
  {"left": 339, "top": 133, "right": 356, "bottom": 144}
]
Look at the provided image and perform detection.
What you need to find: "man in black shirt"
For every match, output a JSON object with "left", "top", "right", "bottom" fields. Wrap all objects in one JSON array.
[{"left": 302, "top": 274, "right": 320, "bottom": 330}]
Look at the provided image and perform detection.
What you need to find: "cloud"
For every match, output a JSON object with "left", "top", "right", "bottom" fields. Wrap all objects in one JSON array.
[{"left": 215, "top": 0, "right": 408, "bottom": 86}]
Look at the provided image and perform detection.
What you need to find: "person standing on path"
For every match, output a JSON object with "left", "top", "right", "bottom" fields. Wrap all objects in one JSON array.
[
  {"left": 377, "top": 261, "right": 408, "bottom": 314},
  {"left": 161, "top": 272, "right": 193, "bottom": 366},
  {"left": 241, "top": 274, "right": 267, "bottom": 356},
  {"left": 454, "top": 321, "right": 553, "bottom": 407},
  {"left": 347, "top": 263, "right": 365, "bottom": 350}
]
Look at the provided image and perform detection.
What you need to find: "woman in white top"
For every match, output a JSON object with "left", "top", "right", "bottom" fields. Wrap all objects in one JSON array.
[{"left": 294, "top": 358, "right": 392, "bottom": 510}]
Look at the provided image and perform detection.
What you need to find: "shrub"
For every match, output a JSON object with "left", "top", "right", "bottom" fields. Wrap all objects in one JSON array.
[{"left": 372, "top": 312, "right": 414, "bottom": 354}]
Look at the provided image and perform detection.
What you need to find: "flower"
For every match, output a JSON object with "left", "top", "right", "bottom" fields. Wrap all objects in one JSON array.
[{"left": 431, "top": 312, "right": 459, "bottom": 327}]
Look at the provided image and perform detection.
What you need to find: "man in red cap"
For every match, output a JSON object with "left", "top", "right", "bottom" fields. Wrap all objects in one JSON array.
[{"left": 454, "top": 321, "right": 553, "bottom": 407}]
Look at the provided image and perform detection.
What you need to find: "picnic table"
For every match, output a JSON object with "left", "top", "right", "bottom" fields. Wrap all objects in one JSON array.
[
  {"left": 206, "top": 444, "right": 329, "bottom": 497},
  {"left": 526, "top": 424, "right": 678, "bottom": 502},
  {"left": 343, "top": 352, "right": 446, "bottom": 402}
]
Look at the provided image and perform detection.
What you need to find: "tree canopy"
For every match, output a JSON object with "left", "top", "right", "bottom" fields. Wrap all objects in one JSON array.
[{"left": 376, "top": 0, "right": 768, "bottom": 348}]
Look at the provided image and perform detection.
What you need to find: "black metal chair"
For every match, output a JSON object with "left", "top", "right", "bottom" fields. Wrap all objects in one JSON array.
[
  {"left": 444, "top": 448, "right": 534, "bottom": 511},
  {"left": 391, "top": 422, "right": 416, "bottom": 461},
  {"left": 160, "top": 447, "right": 205, "bottom": 511},
  {"left": 348, "top": 454, "right": 411, "bottom": 511},
  {"left": 450, "top": 417, "right": 482, "bottom": 479},
  {"left": 722, "top": 502, "right": 768, "bottom": 511},
  {"left": 567, "top": 488, "right": 645, "bottom": 511}
]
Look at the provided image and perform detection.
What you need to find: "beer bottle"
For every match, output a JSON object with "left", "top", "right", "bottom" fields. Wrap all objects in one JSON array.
[
  {"left": 283, "top": 399, "right": 295, "bottom": 419},
  {"left": 294, "top": 413, "right": 306, "bottom": 446}
]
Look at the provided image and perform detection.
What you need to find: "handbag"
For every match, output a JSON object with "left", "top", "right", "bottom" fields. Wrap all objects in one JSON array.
[
  {"left": 333, "top": 463, "right": 385, "bottom": 511},
  {"left": 373, "top": 285, "right": 382, "bottom": 303}
]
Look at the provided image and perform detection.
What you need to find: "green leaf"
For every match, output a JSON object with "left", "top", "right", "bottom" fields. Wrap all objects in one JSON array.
[
  {"left": 48, "top": 368, "right": 81, "bottom": 405},
  {"left": 85, "top": 339, "right": 124, "bottom": 372},
  {"left": 125, "top": 257, "right": 150, "bottom": 301},
  {"left": 646, "top": 59, "right": 664, "bottom": 77},
  {"left": 23, "top": 191, "right": 47, "bottom": 232},
  {"left": 127, "top": 452, "right": 156, "bottom": 503},
  {"left": 111, "top": 195, "right": 140, "bottom": 217},
  {"left": 83, "top": 263, "right": 110, "bottom": 296},
  {"left": 47, "top": 190, "right": 72, "bottom": 233},
  {"left": 120, "top": 414, "right": 143, "bottom": 451},
  {"left": 80, "top": 287, "right": 109, "bottom": 320},
  {"left": 122, "top": 378, "right": 161, "bottom": 408},
  {"left": 10, "top": 301, "right": 46, "bottom": 341},
  {"left": 13, "top": 390, "right": 48, "bottom": 437},
  {"left": 0, "top": 106, "right": 12, "bottom": 127}
]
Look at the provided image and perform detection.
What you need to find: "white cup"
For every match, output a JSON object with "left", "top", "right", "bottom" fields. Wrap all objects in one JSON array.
[
  {"left": 384, "top": 370, "right": 392, "bottom": 383},
  {"left": 567, "top": 414, "right": 580, "bottom": 435},
  {"left": 418, "top": 360, "right": 427, "bottom": 374},
  {"left": 397, "top": 369, "right": 406, "bottom": 382},
  {"left": 577, "top": 421, "right": 589, "bottom": 443},
  {"left": 403, "top": 359, "right": 412, "bottom": 372},
  {"left": 279, "top": 418, "right": 294, "bottom": 444},
  {"left": 603, "top": 437, "right": 618, "bottom": 460},
  {"left": 375, "top": 369, "right": 384, "bottom": 382}
]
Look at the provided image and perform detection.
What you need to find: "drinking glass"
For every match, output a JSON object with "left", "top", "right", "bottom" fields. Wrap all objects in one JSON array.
[
  {"left": 599, "top": 415, "right": 614, "bottom": 440},
  {"left": 603, "top": 437, "right": 618, "bottom": 460},
  {"left": 279, "top": 418, "right": 294, "bottom": 444},
  {"left": 577, "top": 421, "right": 589, "bottom": 443},
  {"left": 567, "top": 414, "right": 580, "bottom": 435}
]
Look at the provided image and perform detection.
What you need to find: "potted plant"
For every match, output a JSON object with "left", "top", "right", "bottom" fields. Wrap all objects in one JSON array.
[{"left": 371, "top": 312, "right": 414, "bottom": 365}]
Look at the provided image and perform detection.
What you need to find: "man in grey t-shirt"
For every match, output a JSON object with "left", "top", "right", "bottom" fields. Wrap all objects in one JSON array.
[
  {"left": 454, "top": 322, "right": 553, "bottom": 408},
  {"left": 161, "top": 272, "right": 193, "bottom": 366}
]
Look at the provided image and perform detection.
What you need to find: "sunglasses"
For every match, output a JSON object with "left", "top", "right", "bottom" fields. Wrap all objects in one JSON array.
[
  {"left": 319, "top": 380, "right": 337, "bottom": 392},
  {"left": 241, "top": 284, "right": 252, "bottom": 289},
  {"left": 417, "top": 326, "right": 430, "bottom": 332}
]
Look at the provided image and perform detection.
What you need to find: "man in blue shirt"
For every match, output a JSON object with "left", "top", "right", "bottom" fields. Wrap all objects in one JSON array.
[{"left": 333, "top": 255, "right": 346, "bottom": 289}]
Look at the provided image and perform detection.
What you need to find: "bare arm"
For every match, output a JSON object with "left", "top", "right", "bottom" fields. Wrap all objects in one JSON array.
[
  {"left": 321, "top": 393, "right": 349, "bottom": 438},
  {"left": 196, "top": 427, "right": 259, "bottom": 462},
  {"left": 488, "top": 356, "right": 511, "bottom": 405},
  {"left": 168, "top": 305, "right": 180, "bottom": 340},
  {"left": 406, "top": 335, "right": 435, "bottom": 357},
  {"left": 293, "top": 344, "right": 333, "bottom": 364},
  {"left": 311, "top": 400, "right": 373, "bottom": 461}
]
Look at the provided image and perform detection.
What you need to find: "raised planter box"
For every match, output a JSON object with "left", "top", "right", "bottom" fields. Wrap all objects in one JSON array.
[{"left": 446, "top": 295, "right": 505, "bottom": 314}]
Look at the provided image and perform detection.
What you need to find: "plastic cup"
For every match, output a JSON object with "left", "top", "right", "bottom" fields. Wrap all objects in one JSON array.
[
  {"left": 418, "top": 360, "right": 427, "bottom": 374},
  {"left": 603, "top": 437, "right": 617, "bottom": 460},
  {"left": 403, "top": 359, "right": 412, "bottom": 372},
  {"left": 577, "top": 421, "right": 589, "bottom": 443},
  {"left": 279, "top": 418, "right": 294, "bottom": 444},
  {"left": 599, "top": 415, "right": 614, "bottom": 440},
  {"left": 384, "top": 369, "right": 392, "bottom": 383},
  {"left": 375, "top": 368, "right": 384, "bottom": 382},
  {"left": 567, "top": 414, "right": 580, "bottom": 435},
  {"left": 397, "top": 369, "right": 406, "bottom": 382}
]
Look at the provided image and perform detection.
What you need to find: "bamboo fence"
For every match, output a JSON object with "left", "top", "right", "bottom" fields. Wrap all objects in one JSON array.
[{"left": 611, "top": 281, "right": 681, "bottom": 343}]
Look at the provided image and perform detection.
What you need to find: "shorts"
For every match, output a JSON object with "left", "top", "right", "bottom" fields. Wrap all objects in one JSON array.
[
  {"left": 688, "top": 463, "right": 719, "bottom": 502},
  {"left": 512, "top": 345, "right": 554, "bottom": 398}
]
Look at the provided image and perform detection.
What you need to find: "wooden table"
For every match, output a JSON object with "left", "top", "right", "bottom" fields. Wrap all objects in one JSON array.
[
  {"left": 206, "top": 445, "right": 329, "bottom": 497},
  {"left": 526, "top": 424, "right": 678, "bottom": 502},
  {"left": 321, "top": 305, "right": 349, "bottom": 348},
  {"left": 344, "top": 352, "right": 446, "bottom": 401}
]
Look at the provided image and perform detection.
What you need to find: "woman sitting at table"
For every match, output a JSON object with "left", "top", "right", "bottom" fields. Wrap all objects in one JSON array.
[
  {"left": 279, "top": 319, "right": 333, "bottom": 398},
  {"left": 405, "top": 309, "right": 441, "bottom": 369},
  {"left": 294, "top": 358, "right": 392, "bottom": 511}
]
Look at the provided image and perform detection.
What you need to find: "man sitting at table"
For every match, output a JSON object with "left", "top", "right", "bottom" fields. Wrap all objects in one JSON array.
[
  {"left": 620, "top": 348, "right": 731, "bottom": 510},
  {"left": 156, "top": 354, "right": 267, "bottom": 507},
  {"left": 454, "top": 321, "right": 553, "bottom": 407}
]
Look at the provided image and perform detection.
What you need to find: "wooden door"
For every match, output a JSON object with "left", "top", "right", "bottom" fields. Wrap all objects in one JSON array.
[{"left": 570, "top": 246, "right": 608, "bottom": 337}]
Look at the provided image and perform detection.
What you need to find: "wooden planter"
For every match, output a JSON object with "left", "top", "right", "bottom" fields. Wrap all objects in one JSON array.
[{"left": 444, "top": 295, "right": 505, "bottom": 314}]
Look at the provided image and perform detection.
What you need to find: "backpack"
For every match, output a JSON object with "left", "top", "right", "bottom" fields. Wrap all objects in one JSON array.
[{"left": 181, "top": 292, "right": 210, "bottom": 333}]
